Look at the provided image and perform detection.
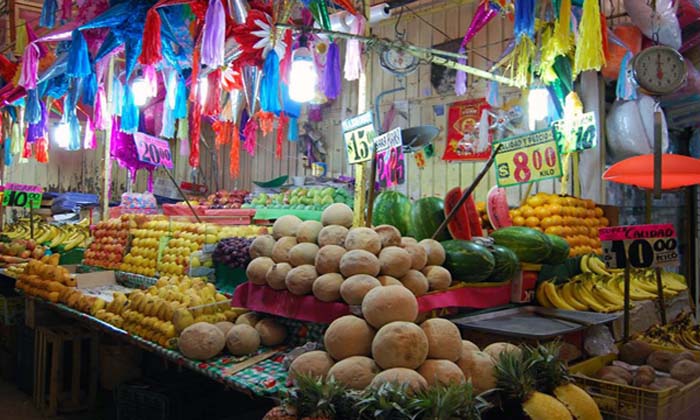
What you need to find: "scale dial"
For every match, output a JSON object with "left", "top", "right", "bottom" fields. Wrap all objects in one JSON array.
[
  {"left": 380, "top": 47, "right": 419, "bottom": 76},
  {"left": 632, "top": 46, "right": 687, "bottom": 95}
]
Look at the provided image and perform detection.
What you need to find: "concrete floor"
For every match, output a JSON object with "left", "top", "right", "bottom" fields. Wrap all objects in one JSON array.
[{"left": 0, "top": 378, "right": 53, "bottom": 420}]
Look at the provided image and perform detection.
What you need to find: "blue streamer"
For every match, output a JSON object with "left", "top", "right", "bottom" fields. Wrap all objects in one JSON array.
[
  {"left": 260, "top": 51, "right": 281, "bottom": 113},
  {"left": 281, "top": 83, "right": 302, "bottom": 118},
  {"left": 174, "top": 76, "right": 187, "bottom": 119},
  {"left": 4, "top": 137, "right": 12, "bottom": 166},
  {"left": 288, "top": 118, "right": 298, "bottom": 141},
  {"left": 616, "top": 51, "right": 638, "bottom": 101},
  {"left": 67, "top": 30, "right": 92, "bottom": 78},
  {"left": 121, "top": 85, "right": 139, "bottom": 133},
  {"left": 112, "top": 79, "right": 123, "bottom": 116},
  {"left": 40, "top": 0, "right": 57, "bottom": 29},
  {"left": 81, "top": 71, "right": 97, "bottom": 105},
  {"left": 514, "top": 0, "right": 535, "bottom": 40},
  {"left": 25, "top": 89, "right": 42, "bottom": 124},
  {"left": 68, "top": 116, "right": 81, "bottom": 150}
]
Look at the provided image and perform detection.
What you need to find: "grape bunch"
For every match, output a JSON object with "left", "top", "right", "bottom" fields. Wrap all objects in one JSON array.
[{"left": 212, "top": 237, "right": 253, "bottom": 269}]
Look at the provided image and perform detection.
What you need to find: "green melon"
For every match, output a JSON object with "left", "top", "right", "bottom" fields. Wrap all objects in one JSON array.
[
  {"left": 372, "top": 191, "right": 412, "bottom": 236},
  {"left": 485, "top": 244, "right": 520, "bottom": 282},
  {"left": 411, "top": 197, "right": 451, "bottom": 242},
  {"left": 543, "top": 234, "right": 570, "bottom": 265},
  {"left": 489, "top": 227, "right": 553, "bottom": 264},
  {"left": 441, "top": 240, "right": 495, "bottom": 283}
]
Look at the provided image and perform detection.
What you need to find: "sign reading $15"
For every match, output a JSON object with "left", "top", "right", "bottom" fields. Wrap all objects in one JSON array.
[{"left": 342, "top": 112, "right": 376, "bottom": 164}]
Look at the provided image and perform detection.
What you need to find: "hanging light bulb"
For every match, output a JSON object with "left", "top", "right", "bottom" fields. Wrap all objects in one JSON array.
[
  {"left": 52, "top": 122, "right": 71, "bottom": 149},
  {"left": 527, "top": 88, "right": 550, "bottom": 130},
  {"left": 289, "top": 41, "right": 317, "bottom": 103},
  {"left": 131, "top": 76, "right": 154, "bottom": 107},
  {"left": 198, "top": 76, "right": 209, "bottom": 106}
]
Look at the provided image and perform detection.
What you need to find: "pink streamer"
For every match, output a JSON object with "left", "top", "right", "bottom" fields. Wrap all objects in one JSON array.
[
  {"left": 20, "top": 44, "right": 40, "bottom": 90},
  {"left": 142, "top": 64, "right": 158, "bottom": 97},
  {"left": 93, "top": 86, "right": 109, "bottom": 130},
  {"left": 344, "top": 16, "right": 366, "bottom": 81},
  {"left": 61, "top": 0, "right": 72, "bottom": 20},
  {"left": 83, "top": 117, "right": 96, "bottom": 149},
  {"left": 242, "top": 118, "right": 259, "bottom": 156},
  {"left": 455, "top": 4, "right": 498, "bottom": 96}
]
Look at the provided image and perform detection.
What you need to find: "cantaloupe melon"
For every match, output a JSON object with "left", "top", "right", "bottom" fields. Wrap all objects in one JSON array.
[
  {"left": 249, "top": 235, "right": 275, "bottom": 258},
  {"left": 296, "top": 221, "right": 324, "bottom": 243},
  {"left": 372, "top": 321, "right": 429, "bottom": 370},
  {"left": 456, "top": 350, "right": 496, "bottom": 393},
  {"left": 361, "top": 285, "right": 418, "bottom": 328},
  {"left": 377, "top": 275, "right": 402, "bottom": 286},
  {"left": 271, "top": 237, "right": 297, "bottom": 263},
  {"left": 314, "top": 245, "right": 346, "bottom": 275},
  {"left": 285, "top": 265, "right": 318, "bottom": 295},
  {"left": 378, "top": 246, "right": 412, "bottom": 278},
  {"left": 246, "top": 257, "right": 275, "bottom": 285},
  {"left": 482, "top": 342, "right": 521, "bottom": 360},
  {"left": 272, "top": 215, "right": 303, "bottom": 239},
  {"left": 419, "top": 239, "right": 446, "bottom": 266},
  {"left": 405, "top": 244, "right": 428, "bottom": 270},
  {"left": 401, "top": 237, "right": 418, "bottom": 247},
  {"left": 321, "top": 203, "right": 353, "bottom": 227},
  {"left": 327, "top": 356, "right": 379, "bottom": 390},
  {"left": 373, "top": 225, "right": 401, "bottom": 247},
  {"left": 266, "top": 263, "right": 292, "bottom": 290},
  {"left": 369, "top": 368, "right": 428, "bottom": 393},
  {"left": 288, "top": 243, "right": 320, "bottom": 267},
  {"left": 339, "top": 274, "right": 381, "bottom": 305},
  {"left": 312, "top": 273, "right": 343, "bottom": 302},
  {"left": 318, "top": 225, "right": 349, "bottom": 247},
  {"left": 288, "top": 350, "right": 335, "bottom": 381},
  {"left": 255, "top": 318, "right": 287, "bottom": 346},
  {"left": 420, "top": 318, "right": 462, "bottom": 362},
  {"left": 422, "top": 266, "right": 452, "bottom": 291},
  {"left": 462, "top": 340, "right": 480, "bottom": 353},
  {"left": 339, "top": 250, "right": 380, "bottom": 277},
  {"left": 235, "top": 312, "right": 260, "bottom": 327},
  {"left": 178, "top": 322, "right": 226, "bottom": 360},
  {"left": 225, "top": 324, "right": 260, "bottom": 356},
  {"left": 214, "top": 321, "right": 235, "bottom": 336},
  {"left": 417, "top": 359, "right": 466, "bottom": 386},
  {"left": 344, "top": 227, "right": 382, "bottom": 255},
  {"left": 324, "top": 315, "right": 375, "bottom": 360},
  {"left": 400, "top": 270, "right": 429, "bottom": 297}
]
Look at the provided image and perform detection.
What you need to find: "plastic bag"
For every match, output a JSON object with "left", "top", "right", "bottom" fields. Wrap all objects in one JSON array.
[
  {"left": 606, "top": 94, "right": 669, "bottom": 163},
  {"left": 584, "top": 325, "right": 618, "bottom": 357},
  {"left": 624, "top": 0, "right": 681, "bottom": 49}
]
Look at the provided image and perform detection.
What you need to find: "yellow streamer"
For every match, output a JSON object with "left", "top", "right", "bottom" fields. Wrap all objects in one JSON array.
[
  {"left": 553, "top": 0, "right": 573, "bottom": 56},
  {"left": 513, "top": 37, "right": 535, "bottom": 88},
  {"left": 574, "top": 0, "right": 606, "bottom": 76},
  {"left": 538, "top": 25, "right": 559, "bottom": 83},
  {"left": 14, "top": 21, "right": 28, "bottom": 57}
]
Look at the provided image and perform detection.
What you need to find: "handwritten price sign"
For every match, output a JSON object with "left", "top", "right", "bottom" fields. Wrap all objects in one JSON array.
[
  {"left": 494, "top": 128, "right": 562, "bottom": 187},
  {"left": 552, "top": 112, "right": 597, "bottom": 153},
  {"left": 134, "top": 133, "right": 174, "bottom": 169},
  {"left": 374, "top": 128, "right": 405, "bottom": 188},
  {"left": 2, "top": 183, "right": 43, "bottom": 209},
  {"left": 341, "top": 112, "right": 375, "bottom": 164},
  {"left": 600, "top": 224, "right": 679, "bottom": 269}
]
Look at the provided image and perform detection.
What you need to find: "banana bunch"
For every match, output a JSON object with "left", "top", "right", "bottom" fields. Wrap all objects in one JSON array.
[
  {"left": 3, "top": 218, "right": 90, "bottom": 250},
  {"left": 3, "top": 262, "right": 27, "bottom": 278},
  {"left": 637, "top": 312, "right": 700, "bottom": 351}
]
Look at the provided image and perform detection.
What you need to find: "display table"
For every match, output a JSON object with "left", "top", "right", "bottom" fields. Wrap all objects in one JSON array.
[{"left": 252, "top": 208, "right": 322, "bottom": 221}]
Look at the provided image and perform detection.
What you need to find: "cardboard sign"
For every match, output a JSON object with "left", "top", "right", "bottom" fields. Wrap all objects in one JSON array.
[
  {"left": 599, "top": 224, "right": 679, "bottom": 269},
  {"left": 341, "top": 112, "right": 375, "bottom": 164},
  {"left": 552, "top": 112, "right": 597, "bottom": 153},
  {"left": 443, "top": 98, "right": 491, "bottom": 161},
  {"left": 374, "top": 128, "right": 405, "bottom": 188},
  {"left": 493, "top": 128, "right": 562, "bottom": 187},
  {"left": 134, "top": 132, "right": 174, "bottom": 169},
  {"left": 2, "top": 183, "right": 43, "bottom": 208}
]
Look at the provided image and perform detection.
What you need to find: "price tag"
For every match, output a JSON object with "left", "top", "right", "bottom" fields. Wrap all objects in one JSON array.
[
  {"left": 341, "top": 112, "right": 375, "bottom": 164},
  {"left": 374, "top": 128, "right": 405, "bottom": 188},
  {"left": 493, "top": 128, "right": 562, "bottom": 187},
  {"left": 134, "top": 132, "right": 174, "bottom": 169},
  {"left": 552, "top": 112, "right": 597, "bottom": 153},
  {"left": 1, "top": 183, "right": 43, "bottom": 209},
  {"left": 599, "top": 224, "right": 679, "bottom": 269}
]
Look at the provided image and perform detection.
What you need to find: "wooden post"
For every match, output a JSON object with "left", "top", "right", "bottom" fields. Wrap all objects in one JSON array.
[
  {"left": 623, "top": 264, "right": 631, "bottom": 342},
  {"left": 655, "top": 267, "right": 667, "bottom": 325}
]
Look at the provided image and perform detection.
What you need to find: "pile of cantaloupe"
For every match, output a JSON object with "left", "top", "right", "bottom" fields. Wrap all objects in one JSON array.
[
  {"left": 287, "top": 285, "right": 521, "bottom": 392},
  {"left": 246, "top": 203, "right": 453, "bottom": 304}
]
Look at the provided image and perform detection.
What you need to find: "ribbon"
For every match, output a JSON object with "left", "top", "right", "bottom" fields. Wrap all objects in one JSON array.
[
  {"left": 514, "top": 0, "right": 536, "bottom": 41},
  {"left": 230, "top": 123, "right": 240, "bottom": 178},
  {"left": 83, "top": 116, "right": 96, "bottom": 149},
  {"left": 35, "top": 138, "right": 49, "bottom": 163},
  {"left": 552, "top": 0, "right": 572, "bottom": 56},
  {"left": 40, "top": 0, "right": 57, "bottom": 29},
  {"left": 260, "top": 50, "right": 281, "bottom": 113},
  {"left": 276, "top": 112, "right": 288, "bottom": 160},
  {"left": 121, "top": 84, "right": 140, "bottom": 133},
  {"left": 574, "top": 0, "right": 606, "bottom": 76},
  {"left": 67, "top": 30, "right": 91, "bottom": 78},
  {"left": 203, "top": 69, "right": 222, "bottom": 117},
  {"left": 4, "top": 137, "right": 12, "bottom": 166},
  {"left": 324, "top": 41, "right": 341, "bottom": 100},
  {"left": 344, "top": 15, "right": 365, "bottom": 81},
  {"left": 14, "top": 24, "right": 28, "bottom": 57},
  {"left": 140, "top": 8, "right": 163, "bottom": 66},
  {"left": 201, "top": 0, "right": 226, "bottom": 67},
  {"left": 61, "top": 0, "right": 72, "bottom": 20},
  {"left": 257, "top": 111, "right": 275, "bottom": 136},
  {"left": 189, "top": 101, "right": 202, "bottom": 167},
  {"left": 20, "top": 44, "right": 41, "bottom": 90},
  {"left": 455, "top": 1, "right": 498, "bottom": 96},
  {"left": 242, "top": 117, "right": 258, "bottom": 156}
]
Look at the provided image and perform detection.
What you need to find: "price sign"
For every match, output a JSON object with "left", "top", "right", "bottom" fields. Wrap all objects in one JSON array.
[
  {"left": 1, "top": 183, "right": 43, "bottom": 208},
  {"left": 552, "top": 112, "right": 597, "bottom": 153},
  {"left": 341, "top": 112, "right": 375, "bottom": 164},
  {"left": 599, "top": 224, "right": 679, "bottom": 269},
  {"left": 134, "top": 132, "right": 174, "bottom": 169},
  {"left": 493, "top": 128, "right": 562, "bottom": 187},
  {"left": 374, "top": 128, "right": 405, "bottom": 188}
]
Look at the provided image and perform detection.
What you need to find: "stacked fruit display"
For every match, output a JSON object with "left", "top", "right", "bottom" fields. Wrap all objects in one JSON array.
[
  {"left": 15, "top": 258, "right": 75, "bottom": 302},
  {"left": 216, "top": 225, "right": 270, "bottom": 240},
  {"left": 245, "top": 187, "right": 353, "bottom": 211},
  {"left": 83, "top": 218, "right": 132, "bottom": 269},
  {"left": 508, "top": 193, "right": 608, "bottom": 256},
  {"left": 213, "top": 237, "right": 252, "bottom": 269},
  {"left": 635, "top": 312, "right": 700, "bottom": 352},
  {"left": 189, "top": 189, "right": 249, "bottom": 209},
  {"left": 536, "top": 258, "right": 688, "bottom": 312},
  {"left": 0, "top": 238, "right": 48, "bottom": 260},
  {"left": 120, "top": 219, "right": 171, "bottom": 276},
  {"left": 2, "top": 217, "right": 91, "bottom": 250},
  {"left": 246, "top": 203, "right": 456, "bottom": 304},
  {"left": 156, "top": 222, "right": 210, "bottom": 276}
]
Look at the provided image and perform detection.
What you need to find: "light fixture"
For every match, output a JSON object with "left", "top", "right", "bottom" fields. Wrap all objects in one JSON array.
[
  {"left": 289, "top": 40, "right": 317, "bottom": 103},
  {"left": 527, "top": 88, "right": 550, "bottom": 130},
  {"left": 131, "top": 76, "right": 154, "bottom": 107},
  {"left": 52, "top": 122, "right": 71, "bottom": 149},
  {"left": 198, "top": 76, "right": 209, "bottom": 106}
]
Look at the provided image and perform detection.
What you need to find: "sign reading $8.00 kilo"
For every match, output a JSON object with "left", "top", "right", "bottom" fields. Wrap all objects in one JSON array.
[{"left": 493, "top": 128, "right": 562, "bottom": 187}]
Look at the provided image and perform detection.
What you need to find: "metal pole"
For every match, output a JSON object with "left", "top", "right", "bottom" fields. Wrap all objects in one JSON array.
[
  {"left": 623, "top": 264, "right": 631, "bottom": 342},
  {"left": 653, "top": 110, "right": 662, "bottom": 199},
  {"left": 162, "top": 168, "right": 202, "bottom": 224},
  {"left": 655, "top": 267, "right": 667, "bottom": 324}
]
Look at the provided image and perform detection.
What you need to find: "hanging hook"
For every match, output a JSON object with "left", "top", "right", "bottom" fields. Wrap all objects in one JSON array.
[{"left": 394, "top": 6, "right": 406, "bottom": 40}]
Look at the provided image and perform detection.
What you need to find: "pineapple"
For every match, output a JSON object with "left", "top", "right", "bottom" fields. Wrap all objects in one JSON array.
[
  {"left": 282, "top": 373, "right": 346, "bottom": 420},
  {"left": 526, "top": 343, "right": 602, "bottom": 420},
  {"left": 356, "top": 382, "right": 417, "bottom": 419},
  {"left": 412, "top": 381, "right": 486, "bottom": 420},
  {"left": 494, "top": 351, "right": 574, "bottom": 420}
]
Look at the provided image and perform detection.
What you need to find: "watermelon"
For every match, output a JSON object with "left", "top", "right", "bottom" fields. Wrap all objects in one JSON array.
[
  {"left": 372, "top": 191, "right": 412, "bottom": 236},
  {"left": 485, "top": 244, "right": 519, "bottom": 282},
  {"left": 441, "top": 240, "right": 495, "bottom": 283},
  {"left": 411, "top": 197, "right": 451, "bottom": 241},
  {"left": 543, "top": 234, "right": 570, "bottom": 265},
  {"left": 490, "top": 226, "right": 553, "bottom": 264},
  {"left": 443, "top": 188, "right": 471, "bottom": 240}
]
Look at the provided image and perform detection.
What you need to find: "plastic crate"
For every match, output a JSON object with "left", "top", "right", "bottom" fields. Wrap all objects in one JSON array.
[
  {"left": 58, "top": 248, "right": 85, "bottom": 265},
  {"left": 0, "top": 295, "right": 24, "bottom": 325},
  {"left": 214, "top": 264, "right": 247, "bottom": 296},
  {"left": 570, "top": 352, "right": 700, "bottom": 420}
]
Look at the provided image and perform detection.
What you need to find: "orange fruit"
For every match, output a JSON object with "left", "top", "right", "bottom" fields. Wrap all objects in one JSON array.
[
  {"left": 534, "top": 206, "right": 551, "bottom": 219},
  {"left": 526, "top": 195, "right": 545, "bottom": 208},
  {"left": 513, "top": 216, "right": 526, "bottom": 226},
  {"left": 540, "top": 217, "right": 554, "bottom": 229},
  {"left": 550, "top": 215, "right": 563, "bottom": 226},
  {"left": 520, "top": 205, "right": 535, "bottom": 218},
  {"left": 546, "top": 226, "right": 563, "bottom": 236},
  {"left": 510, "top": 209, "right": 522, "bottom": 219},
  {"left": 594, "top": 207, "right": 604, "bottom": 217},
  {"left": 547, "top": 203, "right": 563, "bottom": 216},
  {"left": 584, "top": 199, "right": 596, "bottom": 209},
  {"left": 599, "top": 217, "right": 609, "bottom": 227},
  {"left": 564, "top": 197, "right": 577, "bottom": 207},
  {"left": 525, "top": 216, "right": 540, "bottom": 228}
]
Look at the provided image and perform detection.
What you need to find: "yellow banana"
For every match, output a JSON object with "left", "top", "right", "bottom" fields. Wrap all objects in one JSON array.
[
  {"left": 580, "top": 254, "right": 592, "bottom": 274},
  {"left": 612, "top": 275, "right": 657, "bottom": 300},
  {"left": 591, "top": 280, "right": 624, "bottom": 307},
  {"left": 587, "top": 256, "right": 610, "bottom": 277},
  {"left": 662, "top": 272, "right": 688, "bottom": 291},
  {"left": 543, "top": 281, "right": 577, "bottom": 311},
  {"left": 575, "top": 281, "right": 613, "bottom": 312},
  {"left": 559, "top": 282, "right": 588, "bottom": 311},
  {"left": 635, "top": 274, "right": 678, "bottom": 298}
]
